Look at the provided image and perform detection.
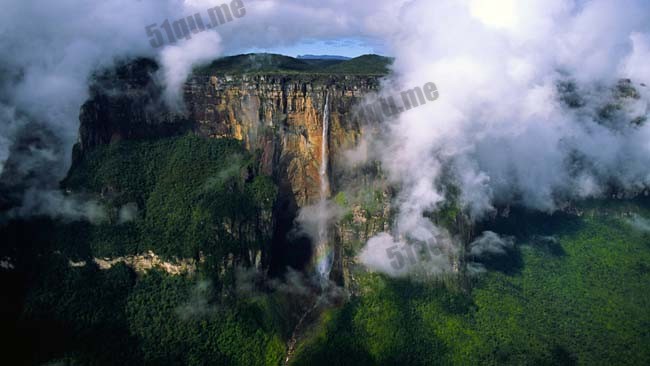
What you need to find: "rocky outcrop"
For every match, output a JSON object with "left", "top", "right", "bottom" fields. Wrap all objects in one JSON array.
[
  {"left": 92, "top": 251, "right": 198, "bottom": 275},
  {"left": 78, "top": 62, "right": 384, "bottom": 206},
  {"left": 65, "top": 251, "right": 199, "bottom": 275},
  {"left": 330, "top": 188, "right": 392, "bottom": 290},
  {"left": 184, "top": 73, "right": 381, "bottom": 206},
  {"left": 182, "top": 72, "right": 385, "bottom": 279},
  {"left": 75, "top": 59, "right": 191, "bottom": 165},
  {"left": 75, "top": 59, "right": 388, "bottom": 284}
]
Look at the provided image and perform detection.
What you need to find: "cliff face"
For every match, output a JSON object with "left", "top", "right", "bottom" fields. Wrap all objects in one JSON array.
[
  {"left": 76, "top": 59, "right": 390, "bottom": 284},
  {"left": 183, "top": 73, "right": 388, "bottom": 280},
  {"left": 332, "top": 191, "right": 393, "bottom": 290},
  {"left": 184, "top": 73, "right": 380, "bottom": 206},
  {"left": 76, "top": 59, "right": 190, "bottom": 160},
  {"left": 79, "top": 62, "right": 382, "bottom": 206}
]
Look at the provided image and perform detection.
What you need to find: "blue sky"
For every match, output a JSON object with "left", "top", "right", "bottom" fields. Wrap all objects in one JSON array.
[{"left": 242, "top": 37, "right": 386, "bottom": 58}]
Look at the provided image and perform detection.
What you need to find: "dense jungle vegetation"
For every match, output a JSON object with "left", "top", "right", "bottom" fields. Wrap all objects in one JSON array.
[{"left": 2, "top": 134, "right": 650, "bottom": 365}]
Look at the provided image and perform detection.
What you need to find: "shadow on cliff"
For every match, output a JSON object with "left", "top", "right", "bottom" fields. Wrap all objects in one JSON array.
[{"left": 268, "top": 173, "right": 313, "bottom": 277}]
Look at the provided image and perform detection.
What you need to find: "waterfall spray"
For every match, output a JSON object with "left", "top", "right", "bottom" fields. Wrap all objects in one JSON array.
[
  {"left": 315, "top": 91, "right": 332, "bottom": 283},
  {"left": 287, "top": 94, "right": 333, "bottom": 362}
]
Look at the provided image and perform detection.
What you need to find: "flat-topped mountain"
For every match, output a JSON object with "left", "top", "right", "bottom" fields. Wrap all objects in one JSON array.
[
  {"left": 196, "top": 53, "right": 392, "bottom": 75},
  {"left": 297, "top": 55, "right": 351, "bottom": 61},
  {"left": 73, "top": 54, "right": 391, "bottom": 283}
]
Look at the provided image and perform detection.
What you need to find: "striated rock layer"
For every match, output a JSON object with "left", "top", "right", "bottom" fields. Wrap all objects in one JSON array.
[{"left": 184, "top": 73, "right": 381, "bottom": 206}]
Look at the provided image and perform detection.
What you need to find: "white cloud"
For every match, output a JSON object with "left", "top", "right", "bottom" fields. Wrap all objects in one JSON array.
[
  {"left": 0, "top": 0, "right": 397, "bottom": 218},
  {"left": 158, "top": 31, "right": 223, "bottom": 108},
  {"left": 359, "top": 0, "right": 650, "bottom": 275}
]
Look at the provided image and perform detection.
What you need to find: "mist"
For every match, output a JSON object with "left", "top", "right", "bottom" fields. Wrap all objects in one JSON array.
[
  {"left": 1, "top": 0, "right": 649, "bottom": 280},
  {"left": 357, "top": 0, "right": 650, "bottom": 276},
  {"left": 0, "top": 0, "right": 397, "bottom": 218}
]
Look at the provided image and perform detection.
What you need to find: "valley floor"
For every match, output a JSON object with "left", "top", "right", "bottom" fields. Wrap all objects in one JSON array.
[
  {"left": 2, "top": 134, "right": 649, "bottom": 365},
  {"left": 291, "top": 200, "right": 650, "bottom": 365}
]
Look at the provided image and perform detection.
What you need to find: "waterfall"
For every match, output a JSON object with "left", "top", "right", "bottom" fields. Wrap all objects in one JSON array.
[
  {"left": 286, "top": 95, "right": 332, "bottom": 362},
  {"left": 319, "top": 92, "right": 330, "bottom": 201},
  {"left": 315, "top": 91, "right": 332, "bottom": 282}
]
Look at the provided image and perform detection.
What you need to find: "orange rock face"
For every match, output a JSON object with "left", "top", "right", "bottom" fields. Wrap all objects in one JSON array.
[{"left": 185, "top": 74, "right": 381, "bottom": 206}]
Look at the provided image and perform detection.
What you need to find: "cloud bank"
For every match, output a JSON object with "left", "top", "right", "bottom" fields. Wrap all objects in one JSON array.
[{"left": 357, "top": 0, "right": 650, "bottom": 276}]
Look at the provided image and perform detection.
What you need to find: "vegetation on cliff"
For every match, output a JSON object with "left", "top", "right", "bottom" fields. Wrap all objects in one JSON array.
[
  {"left": 196, "top": 53, "right": 392, "bottom": 75},
  {"left": 63, "top": 134, "right": 277, "bottom": 260},
  {"left": 292, "top": 199, "right": 650, "bottom": 365},
  {"left": 4, "top": 132, "right": 650, "bottom": 366},
  {"left": 2, "top": 134, "right": 288, "bottom": 365}
]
